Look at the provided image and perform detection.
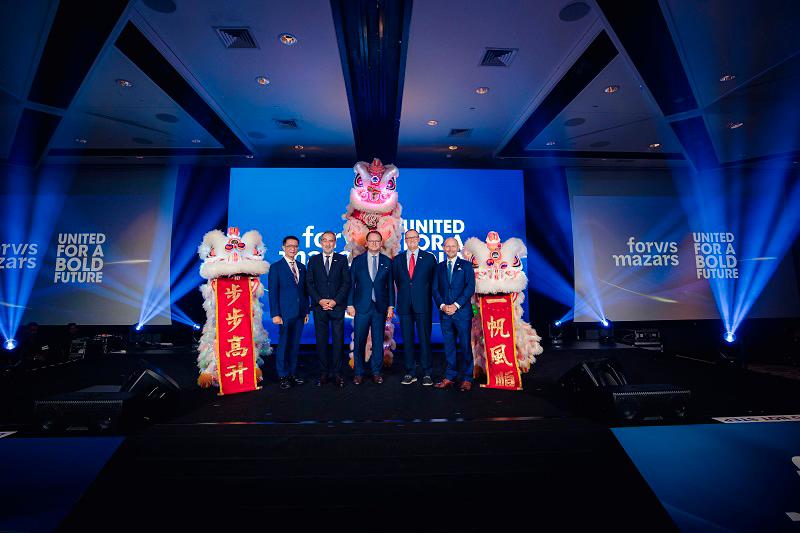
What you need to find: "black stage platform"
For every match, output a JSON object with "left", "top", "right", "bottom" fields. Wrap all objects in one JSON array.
[{"left": 4, "top": 343, "right": 800, "bottom": 530}]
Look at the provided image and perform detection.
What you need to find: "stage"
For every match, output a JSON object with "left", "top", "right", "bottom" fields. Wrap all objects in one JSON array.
[{"left": 3, "top": 343, "right": 800, "bottom": 530}]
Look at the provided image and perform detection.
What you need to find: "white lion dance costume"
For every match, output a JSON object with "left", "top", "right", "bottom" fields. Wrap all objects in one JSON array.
[
  {"left": 463, "top": 232, "right": 543, "bottom": 389},
  {"left": 196, "top": 227, "right": 271, "bottom": 391},
  {"left": 342, "top": 158, "right": 403, "bottom": 367}
]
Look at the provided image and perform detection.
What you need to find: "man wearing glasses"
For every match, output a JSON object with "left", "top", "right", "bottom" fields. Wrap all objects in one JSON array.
[
  {"left": 392, "top": 229, "right": 436, "bottom": 386},
  {"left": 268, "top": 235, "right": 310, "bottom": 389},
  {"left": 347, "top": 231, "right": 394, "bottom": 385}
]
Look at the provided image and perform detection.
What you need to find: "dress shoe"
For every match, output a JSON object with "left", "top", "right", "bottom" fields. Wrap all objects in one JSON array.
[
  {"left": 279, "top": 377, "right": 291, "bottom": 390},
  {"left": 459, "top": 380, "right": 473, "bottom": 392},
  {"left": 315, "top": 376, "right": 330, "bottom": 387},
  {"left": 353, "top": 375, "right": 363, "bottom": 385},
  {"left": 421, "top": 375, "right": 433, "bottom": 387},
  {"left": 434, "top": 378, "right": 454, "bottom": 389},
  {"left": 372, "top": 374, "right": 384, "bottom": 385},
  {"left": 290, "top": 375, "right": 304, "bottom": 386},
  {"left": 334, "top": 376, "right": 345, "bottom": 388}
]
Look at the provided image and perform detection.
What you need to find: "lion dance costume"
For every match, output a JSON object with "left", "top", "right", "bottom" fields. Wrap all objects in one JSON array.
[
  {"left": 342, "top": 159, "right": 403, "bottom": 367},
  {"left": 196, "top": 227, "right": 271, "bottom": 392},
  {"left": 463, "top": 232, "right": 543, "bottom": 389}
]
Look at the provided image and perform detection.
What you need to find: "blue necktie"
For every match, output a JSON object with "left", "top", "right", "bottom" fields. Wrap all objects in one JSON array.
[
  {"left": 447, "top": 260, "right": 453, "bottom": 283},
  {"left": 371, "top": 254, "right": 377, "bottom": 301}
]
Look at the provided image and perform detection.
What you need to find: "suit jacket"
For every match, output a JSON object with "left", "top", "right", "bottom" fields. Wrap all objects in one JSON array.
[
  {"left": 306, "top": 252, "right": 350, "bottom": 317},
  {"left": 392, "top": 250, "right": 436, "bottom": 315},
  {"left": 268, "top": 257, "right": 310, "bottom": 320},
  {"left": 348, "top": 252, "right": 394, "bottom": 314},
  {"left": 433, "top": 256, "right": 475, "bottom": 321}
]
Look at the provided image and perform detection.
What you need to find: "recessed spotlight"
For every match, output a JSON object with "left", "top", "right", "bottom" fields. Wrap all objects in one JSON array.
[
  {"left": 446, "top": 153, "right": 452, "bottom": 159},
  {"left": 726, "top": 121, "right": 744, "bottom": 130},
  {"left": 546, "top": 140, "right": 556, "bottom": 146},
  {"left": 719, "top": 73, "right": 736, "bottom": 82},
  {"left": 299, "top": 153, "right": 306, "bottom": 159},
  {"left": 255, "top": 76, "right": 270, "bottom": 86},
  {"left": 74, "top": 138, "right": 87, "bottom": 144},
  {"left": 245, "top": 154, "right": 254, "bottom": 159},
  {"left": 116, "top": 79, "right": 133, "bottom": 88},
  {"left": 294, "top": 145, "right": 304, "bottom": 150},
  {"left": 279, "top": 33, "right": 298, "bottom": 46},
  {"left": 191, "top": 138, "right": 201, "bottom": 144},
  {"left": 448, "top": 145, "right": 458, "bottom": 151},
  {"left": 604, "top": 85, "right": 620, "bottom": 94},
  {"left": 475, "top": 87, "right": 490, "bottom": 95},
  {"left": 426, "top": 119, "right": 438, "bottom": 126},
  {"left": 649, "top": 143, "right": 661, "bottom": 149},
  {"left": 135, "top": 155, "right": 144, "bottom": 159}
]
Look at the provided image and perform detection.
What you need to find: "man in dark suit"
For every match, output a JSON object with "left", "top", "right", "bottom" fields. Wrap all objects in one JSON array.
[
  {"left": 392, "top": 229, "right": 436, "bottom": 386},
  {"left": 346, "top": 230, "right": 394, "bottom": 385},
  {"left": 268, "top": 235, "right": 310, "bottom": 389},
  {"left": 433, "top": 237, "right": 476, "bottom": 392},
  {"left": 306, "top": 230, "right": 350, "bottom": 387}
]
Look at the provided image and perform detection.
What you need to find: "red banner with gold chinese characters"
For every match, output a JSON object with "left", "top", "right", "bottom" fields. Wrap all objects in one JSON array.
[
  {"left": 478, "top": 294, "right": 522, "bottom": 390},
  {"left": 214, "top": 276, "right": 259, "bottom": 395}
]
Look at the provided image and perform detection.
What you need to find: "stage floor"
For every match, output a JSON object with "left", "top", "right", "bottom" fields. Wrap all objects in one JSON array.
[{"left": 4, "top": 343, "right": 800, "bottom": 530}]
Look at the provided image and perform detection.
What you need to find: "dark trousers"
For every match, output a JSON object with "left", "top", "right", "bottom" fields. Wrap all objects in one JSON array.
[
  {"left": 313, "top": 308, "right": 344, "bottom": 377},
  {"left": 276, "top": 316, "right": 304, "bottom": 378},
  {"left": 353, "top": 302, "right": 385, "bottom": 376},
  {"left": 399, "top": 313, "right": 432, "bottom": 376},
  {"left": 440, "top": 315, "right": 473, "bottom": 382}
]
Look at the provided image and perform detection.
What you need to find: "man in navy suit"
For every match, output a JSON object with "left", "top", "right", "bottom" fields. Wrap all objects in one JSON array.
[
  {"left": 306, "top": 230, "right": 350, "bottom": 388},
  {"left": 346, "top": 230, "right": 394, "bottom": 385},
  {"left": 268, "top": 235, "right": 309, "bottom": 389},
  {"left": 392, "top": 229, "right": 436, "bottom": 386},
  {"left": 433, "top": 237, "right": 476, "bottom": 391}
]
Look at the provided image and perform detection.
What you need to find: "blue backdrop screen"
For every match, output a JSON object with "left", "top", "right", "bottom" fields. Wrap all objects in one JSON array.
[{"left": 229, "top": 168, "right": 527, "bottom": 343}]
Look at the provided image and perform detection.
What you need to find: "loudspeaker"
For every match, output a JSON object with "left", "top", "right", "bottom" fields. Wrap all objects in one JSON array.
[
  {"left": 559, "top": 358, "right": 691, "bottom": 423},
  {"left": 34, "top": 363, "right": 181, "bottom": 433}
]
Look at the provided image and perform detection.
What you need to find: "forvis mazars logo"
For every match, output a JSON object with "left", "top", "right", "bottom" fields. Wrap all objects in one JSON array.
[{"left": 0, "top": 242, "right": 39, "bottom": 269}]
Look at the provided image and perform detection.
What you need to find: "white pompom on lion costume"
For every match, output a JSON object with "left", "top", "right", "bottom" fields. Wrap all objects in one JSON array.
[
  {"left": 463, "top": 231, "right": 543, "bottom": 378},
  {"left": 342, "top": 159, "right": 402, "bottom": 367},
  {"left": 196, "top": 227, "right": 272, "bottom": 388}
]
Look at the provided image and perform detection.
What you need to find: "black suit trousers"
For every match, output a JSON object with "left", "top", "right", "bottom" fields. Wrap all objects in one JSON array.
[
  {"left": 313, "top": 308, "right": 344, "bottom": 377},
  {"left": 399, "top": 312, "right": 432, "bottom": 376}
]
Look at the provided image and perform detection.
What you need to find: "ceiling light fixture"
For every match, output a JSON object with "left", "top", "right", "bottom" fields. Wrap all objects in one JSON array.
[
  {"left": 604, "top": 85, "right": 620, "bottom": 94},
  {"left": 546, "top": 140, "right": 556, "bottom": 146},
  {"left": 279, "top": 33, "right": 298, "bottom": 46},
  {"left": 719, "top": 73, "right": 736, "bottom": 82},
  {"left": 475, "top": 87, "right": 490, "bottom": 95},
  {"left": 255, "top": 76, "right": 270, "bottom": 86},
  {"left": 74, "top": 138, "right": 87, "bottom": 144},
  {"left": 448, "top": 145, "right": 458, "bottom": 151},
  {"left": 191, "top": 139, "right": 201, "bottom": 143},
  {"left": 245, "top": 154, "right": 254, "bottom": 159},
  {"left": 294, "top": 145, "right": 304, "bottom": 150},
  {"left": 426, "top": 119, "right": 438, "bottom": 126},
  {"left": 116, "top": 79, "right": 133, "bottom": 88},
  {"left": 649, "top": 143, "right": 661, "bottom": 149},
  {"left": 726, "top": 121, "right": 744, "bottom": 130}
]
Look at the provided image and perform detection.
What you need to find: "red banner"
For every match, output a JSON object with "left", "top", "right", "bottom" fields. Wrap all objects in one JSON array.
[
  {"left": 478, "top": 294, "right": 522, "bottom": 390},
  {"left": 214, "top": 276, "right": 259, "bottom": 395}
]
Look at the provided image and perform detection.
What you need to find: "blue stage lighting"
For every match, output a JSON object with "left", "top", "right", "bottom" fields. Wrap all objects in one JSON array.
[
  {"left": 600, "top": 318, "right": 610, "bottom": 328},
  {"left": 724, "top": 331, "right": 736, "bottom": 344},
  {"left": 192, "top": 323, "right": 201, "bottom": 331},
  {"left": 134, "top": 323, "right": 144, "bottom": 332},
  {"left": 554, "top": 320, "right": 562, "bottom": 327},
  {"left": 3, "top": 338, "right": 16, "bottom": 350}
]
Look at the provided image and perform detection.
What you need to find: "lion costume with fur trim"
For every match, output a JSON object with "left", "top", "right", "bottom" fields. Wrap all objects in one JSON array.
[
  {"left": 342, "top": 159, "right": 402, "bottom": 367},
  {"left": 196, "top": 227, "right": 271, "bottom": 388},
  {"left": 463, "top": 232, "right": 543, "bottom": 377}
]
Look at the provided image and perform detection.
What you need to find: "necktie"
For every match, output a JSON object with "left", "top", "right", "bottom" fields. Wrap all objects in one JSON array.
[
  {"left": 290, "top": 260, "right": 299, "bottom": 284},
  {"left": 408, "top": 252, "right": 415, "bottom": 279},
  {"left": 325, "top": 255, "right": 331, "bottom": 275},
  {"left": 371, "top": 254, "right": 378, "bottom": 302},
  {"left": 447, "top": 260, "right": 453, "bottom": 283}
]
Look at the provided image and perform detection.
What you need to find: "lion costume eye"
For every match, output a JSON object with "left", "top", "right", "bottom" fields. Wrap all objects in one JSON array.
[
  {"left": 371, "top": 175, "right": 379, "bottom": 184},
  {"left": 354, "top": 175, "right": 363, "bottom": 187},
  {"left": 386, "top": 178, "right": 395, "bottom": 190}
]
